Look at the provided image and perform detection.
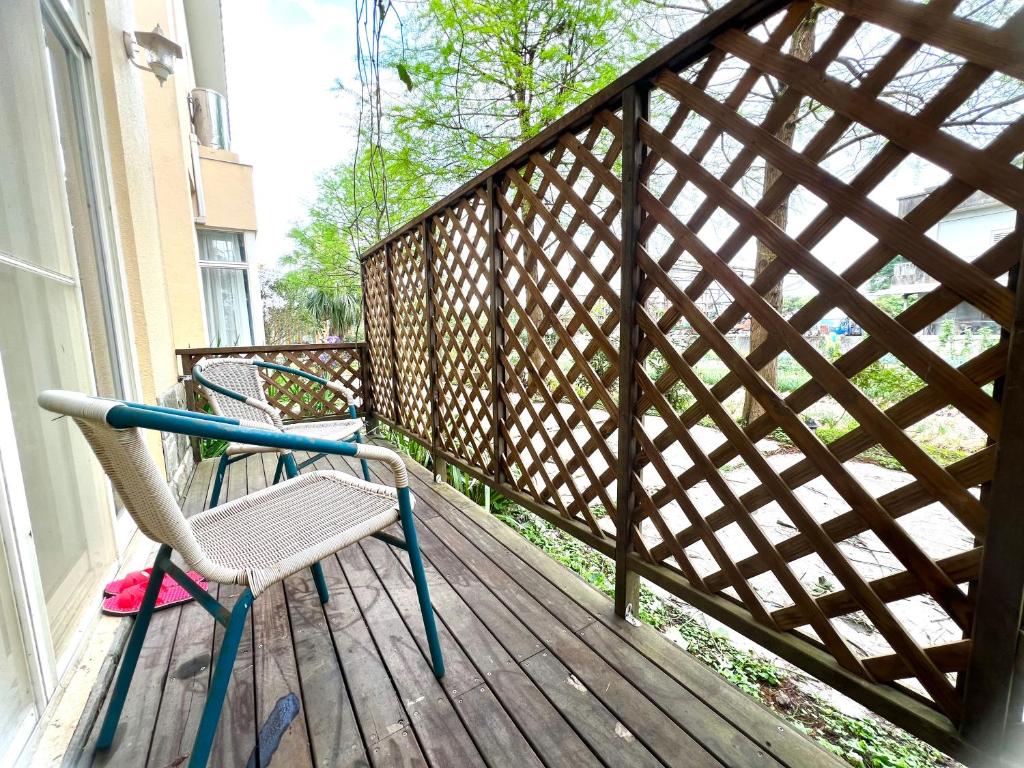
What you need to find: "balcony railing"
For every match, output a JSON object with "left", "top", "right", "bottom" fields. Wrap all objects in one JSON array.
[
  {"left": 177, "top": 342, "right": 368, "bottom": 459},
  {"left": 353, "top": 0, "right": 1024, "bottom": 762}
]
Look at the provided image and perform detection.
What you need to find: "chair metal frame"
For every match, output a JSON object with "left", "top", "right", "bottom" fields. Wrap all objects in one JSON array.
[
  {"left": 43, "top": 396, "right": 443, "bottom": 768},
  {"left": 191, "top": 358, "right": 371, "bottom": 506}
]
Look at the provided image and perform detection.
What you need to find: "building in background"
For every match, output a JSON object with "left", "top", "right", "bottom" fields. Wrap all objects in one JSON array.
[
  {"left": 869, "top": 190, "right": 1014, "bottom": 334},
  {"left": 0, "top": 1, "right": 261, "bottom": 761}
]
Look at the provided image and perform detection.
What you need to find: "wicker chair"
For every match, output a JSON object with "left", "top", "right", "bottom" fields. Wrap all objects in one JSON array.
[
  {"left": 38, "top": 390, "right": 444, "bottom": 768},
  {"left": 191, "top": 357, "right": 371, "bottom": 506}
]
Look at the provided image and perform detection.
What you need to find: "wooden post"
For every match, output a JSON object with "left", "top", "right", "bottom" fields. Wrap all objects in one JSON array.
[
  {"left": 180, "top": 353, "right": 202, "bottom": 462},
  {"left": 384, "top": 243, "right": 402, "bottom": 427},
  {"left": 614, "top": 83, "right": 649, "bottom": 619},
  {"left": 488, "top": 176, "right": 507, "bottom": 488},
  {"left": 961, "top": 213, "right": 1024, "bottom": 754},
  {"left": 423, "top": 220, "right": 445, "bottom": 483},
  {"left": 359, "top": 259, "right": 376, "bottom": 428}
]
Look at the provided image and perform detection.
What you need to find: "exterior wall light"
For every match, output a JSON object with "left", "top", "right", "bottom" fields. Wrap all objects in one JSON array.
[{"left": 123, "top": 24, "right": 183, "bottom": 86}]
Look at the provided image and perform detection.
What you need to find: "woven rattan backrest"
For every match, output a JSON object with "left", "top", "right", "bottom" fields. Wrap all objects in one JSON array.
[
  {"left": 197, "top": 357, "right": 284, "bottom": 429},
  {"left": 38, "top": 392, "right": 206, "bottom": 564}
]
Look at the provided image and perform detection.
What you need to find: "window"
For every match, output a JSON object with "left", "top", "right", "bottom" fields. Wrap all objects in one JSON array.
[{"left": 198, "top": 230, "right": 255, "bottom": 346}]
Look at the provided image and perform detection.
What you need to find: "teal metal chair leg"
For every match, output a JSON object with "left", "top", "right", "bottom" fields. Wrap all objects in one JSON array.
[
  {"left": 96, "top": 545, "right": 171, "bottom": 749},
  {"left": 281, "top": 454, "right": 330, "bottom": 602},
  {"left": 310, "top": 562, "right": 330, "bottom": 604},
  {"left": 272, "top": 455, "right": 284, "bottom": 485},
  {"left": 209, "top": 454, "right": 229, "bottom": 508},
  {"left": 189, "top": 588, "right": 253, "bottom": 768},
  {"left": 354, "top": 432, "right": 371, "bottom": 482},
  {"left": 282, "top": 453, "right": 299, "bottom": 479},
  {"left": 397, "top": 487, "right": 445, "bottom": 678}
]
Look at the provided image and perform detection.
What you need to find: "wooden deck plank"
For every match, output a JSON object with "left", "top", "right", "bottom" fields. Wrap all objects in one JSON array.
[
  {"left": 341, "top": 455, "right": 715, "bottom": 768},
  {"left": 79, "top": 449, "right": 846, "bottom": 768},
  {"left": 207, "top": 458, "right": 258, "bottom": 767},
  {"left": 424, "top": 516, "right": 723, "bottom": 768},
  {"left": 360, "top": 538, "right": 545, "bottom": 768},
  {"left": 250, "top": 455, "right": 316, "bottom": 768},
  {"left": 359, "top": 536, "right": 484, "bottom": 697},
  {"left": 146, "top": 455, "right": 216, "bottom": 768},
  {"left": 85, "top": 467, "right": 206, "bottom": 768},
  {"left": 388, "top": 451, "right": 835, "bottom": 768},
  {"left": 520, "top": 650, "right": 664, "bottom": 768},
  {"left": 337, "top": 543, "right": 484, "bottom": 767},
  {"left": 380, "top": 524, "right": 605, "bottom": 768},
  {"left": 316, "top": 555, "right": 429, "bottom": 768},
  {"left": 282, "top": 569, "right": 367, "bottom": 767}
]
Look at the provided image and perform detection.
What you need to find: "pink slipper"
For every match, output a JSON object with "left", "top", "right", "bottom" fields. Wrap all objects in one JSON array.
[
  {"left": 103, "top": 568, "right": 206, "bottom": 596},
  {"left": 101, "top": 578, "right": 208, "bottom": 616}
]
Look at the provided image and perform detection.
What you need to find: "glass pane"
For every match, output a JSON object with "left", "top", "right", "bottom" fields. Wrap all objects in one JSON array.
[
  {"left": 0, "top": 2, "right": 75, "bottom": 276},
  {"left": 198, "top": 230, "right": 245, "bottom": 262},
  {"left": 0, "top": 526, "right": 34, "bottom": 760},
  {"left": 202, "top": 266, "right": 254, "bottom": 345},
  {"left": 44, "top": 24, "right": 123, "bottom": 399},
  {"left": 0, "top": 263, "right": 116, "bottom": 659}
]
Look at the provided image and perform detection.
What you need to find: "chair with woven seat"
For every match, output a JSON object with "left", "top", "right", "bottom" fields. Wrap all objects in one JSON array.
[
  {"left": 38, "top": 390, "right": 444, "bottom": 768},
  {"left": 191, "top": 356, "right": 371, "bottom": 506}
]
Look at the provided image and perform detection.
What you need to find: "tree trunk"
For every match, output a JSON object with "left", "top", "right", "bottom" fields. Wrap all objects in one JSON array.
[{"left": 741, "top": 10, "right": 818, "bottom": 425}]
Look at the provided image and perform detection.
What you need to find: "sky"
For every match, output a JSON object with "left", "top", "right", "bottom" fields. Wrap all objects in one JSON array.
[{"left": 221, "top": 0, "right": 361, "bottom": 271}]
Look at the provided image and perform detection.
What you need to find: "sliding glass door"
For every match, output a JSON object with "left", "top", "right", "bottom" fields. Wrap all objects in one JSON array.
[{"left": 0, "top": 0, "right": 126, "bottom": 758}]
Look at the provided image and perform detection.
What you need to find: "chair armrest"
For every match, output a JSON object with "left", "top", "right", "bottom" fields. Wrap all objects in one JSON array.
[{"left": 105, "top": 401, "right": 406, "bottom": 488}]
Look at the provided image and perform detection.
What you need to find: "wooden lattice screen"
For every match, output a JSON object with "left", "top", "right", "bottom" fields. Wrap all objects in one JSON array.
[{"left": 361, "top": 0, "right": 1024, "bottom": 759}]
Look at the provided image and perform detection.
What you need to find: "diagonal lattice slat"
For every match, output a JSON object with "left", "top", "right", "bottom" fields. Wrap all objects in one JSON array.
[{"left": 359, "top": 0, "right": 1024, "bottom": 736}]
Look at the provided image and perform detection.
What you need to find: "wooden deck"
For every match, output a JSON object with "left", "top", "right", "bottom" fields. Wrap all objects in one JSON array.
[{"left": 72, "top": 445, "right": 843, "bottom": 768}]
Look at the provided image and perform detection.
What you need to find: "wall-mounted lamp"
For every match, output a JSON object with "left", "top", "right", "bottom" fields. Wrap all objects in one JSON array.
[{"left": 123, "top": 24, "right": 182, "bottom": 86}]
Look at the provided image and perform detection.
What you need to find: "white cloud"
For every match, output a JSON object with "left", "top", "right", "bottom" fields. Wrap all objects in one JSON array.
[{"left": 222, "top": 0, "right": 360, "bottom": 268}]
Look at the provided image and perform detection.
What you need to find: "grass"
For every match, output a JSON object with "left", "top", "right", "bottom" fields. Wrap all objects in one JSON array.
[{"left": 374, "top": 423, "right": 957, "bottom": 768}]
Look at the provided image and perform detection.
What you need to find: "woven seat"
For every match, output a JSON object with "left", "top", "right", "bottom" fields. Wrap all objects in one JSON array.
[
  {"left": 191, "top": 471, "right": 406, "bottom": 595},
  {"left": 227, "top": 418, "right": 363, "bottom": 455}
]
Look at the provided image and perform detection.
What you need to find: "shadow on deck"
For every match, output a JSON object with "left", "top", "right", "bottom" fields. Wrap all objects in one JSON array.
[{"left": 70, "top": 445, "right": 842, "bottom": 768}]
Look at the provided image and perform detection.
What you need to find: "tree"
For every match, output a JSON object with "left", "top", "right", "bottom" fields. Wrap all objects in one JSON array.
[
  {"left": 741, "top": 8, "right": 818, "bottom": 424},
  {"left": 388, "top": 0, "right": 656, "bottom": 190}
]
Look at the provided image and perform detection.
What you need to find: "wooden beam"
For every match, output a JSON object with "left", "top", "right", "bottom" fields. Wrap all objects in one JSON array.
[
  {"left": 615, "top": 83, "right": 648, "bottom": 619},
  {"left": 383, "top": 244, "right": 402, "bottom": 428},
  {"left": 961, "top": 212, "right": 1024, "bottom": 752},
  {"left": 487, "top": 176, "right": 507, "bottom": 486},
  {"left": 423, "top": 220, "right": 443, "bottom": 481}
]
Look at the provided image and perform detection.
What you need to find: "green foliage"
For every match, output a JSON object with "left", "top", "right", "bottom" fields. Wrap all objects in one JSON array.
[
  {"left": 645, "top": 349, "right": 694, "bottom": 413},
  {"left": 390, "top": 0, "right": 655, "bottom": 189},
  {"left": 851, "top": 361, "right": 923, "bottom": 409}
]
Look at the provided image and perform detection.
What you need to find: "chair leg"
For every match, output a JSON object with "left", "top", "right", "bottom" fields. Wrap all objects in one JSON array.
[
  {"left": 96, "top": 545, "right": 171, "bottom": 750},
  {"left": 272, "top": 455, "right": 284, "bottom": 485},
  {"left": 310, "top": 562, "right": 330, "bottom": 604},
  {"left": 282, "top": 453, "right": 299, "bottom": 479},
  {"left": 209, "top": 454, "right": 229, "bottom": 508},
  {"left": 189, "top": 589, "right": 253, "bottom": 768},
  {"left": 397, "top": 487, "right": 445, "bottom": 678},
  {"left": 354, "top": 431, "right": 371, "bottom": 482}
]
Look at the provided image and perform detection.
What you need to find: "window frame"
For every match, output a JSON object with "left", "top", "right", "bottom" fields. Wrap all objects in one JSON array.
[{"left": 197, "top": 228, "right": 263, "bottom": 346}]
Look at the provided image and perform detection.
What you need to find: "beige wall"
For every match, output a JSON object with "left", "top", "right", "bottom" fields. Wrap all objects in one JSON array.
[
  {"left": 88, "top": 0, "right": 260, "bottom": 410},
  {"left": 88, "top": 0, "right": 177, "bottom": 403},
  {"left": 134, "top": 0, "right": 207, "bottom": 352},
  {"left": 199, "top": 147, "right": 258, "bottom": 231}
]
